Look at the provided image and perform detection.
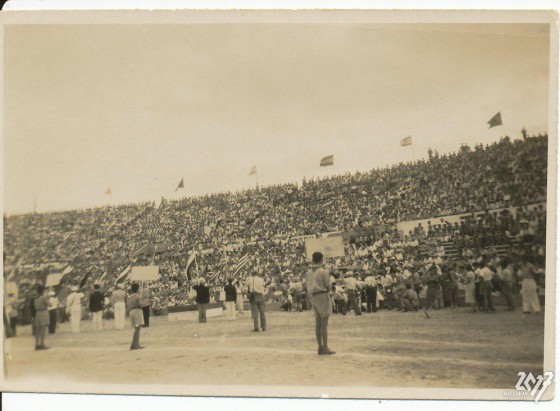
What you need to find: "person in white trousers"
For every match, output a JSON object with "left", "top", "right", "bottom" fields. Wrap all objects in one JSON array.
[
  {"left": 224, "top": 278, "right": 237, "bottom": 321},
  {"left": 110, "top": 284, "right": 127, "bottom": 330},
  {"left": 519, "top": 259, "right": 541, "bottom": 314},
  {"left": 65, "top": 286, "right": 85, "bottom": 333}
]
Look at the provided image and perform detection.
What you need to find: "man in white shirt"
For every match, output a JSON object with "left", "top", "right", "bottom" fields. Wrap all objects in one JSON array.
[
  {"left": 247, "top": 271, "right": 267, "bottom": 332},
  {"left": 479, "top": 262, "right": 496, "bottom": 312},
  {"left": 343, "top": 272, "right": 362, "bottom": 315},
  {"left": 65, "top": 286, "right": 85, "bottom": 333}
]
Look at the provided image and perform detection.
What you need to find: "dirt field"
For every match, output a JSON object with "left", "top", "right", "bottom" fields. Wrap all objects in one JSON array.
[{"left": 4, "top": 306, "right": 545, "bottom": 391}]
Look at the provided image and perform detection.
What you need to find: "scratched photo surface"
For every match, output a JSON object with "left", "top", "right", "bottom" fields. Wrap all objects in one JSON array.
[{"left": 0, "top": 10, "right": 556, "bottom": 400}]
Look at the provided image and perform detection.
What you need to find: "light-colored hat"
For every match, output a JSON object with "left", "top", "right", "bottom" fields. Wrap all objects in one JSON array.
[
  {"left": 117, "top": 283, "right": 125, "bottom": 289},
  {"left": 345, "top": 271, "right": 354, "bottom": 278},
  {"left": 47, "top": 291, "right": 55, "bottom": 297},
  {"left": 71, "top": 286, "right": 78, "bottom": 291}
]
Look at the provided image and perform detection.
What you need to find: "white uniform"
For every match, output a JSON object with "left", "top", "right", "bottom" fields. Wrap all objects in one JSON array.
[{"left": 66, "top": 291, "right": 84, "bottom": 333}]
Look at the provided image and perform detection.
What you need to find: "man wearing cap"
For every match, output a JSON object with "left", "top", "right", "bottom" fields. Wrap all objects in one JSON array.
[
  {"left": 110, "top": 284, "right": 127, "bottom": 330},
  {"left": 306, "top": 252, "right": 335, "bottom": 355},
  {"left": 193, "top": 278, "right": 210, "bottom": 323},
  {"left": 89, "top": 284, "right": 105, "bottom": 331},
  {"left": 247, "top": 270, "right": 267, "bottom": 332},
  {"left": 364, "top": 270, "right": 377, "bottom": 313},
  {"left": 65, "top": 286, "right": 85, "bottom": 333}
]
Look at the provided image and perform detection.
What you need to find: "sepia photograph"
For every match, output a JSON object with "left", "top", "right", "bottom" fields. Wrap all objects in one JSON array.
[{"left": 0, "top": 9, "right": 557, "bottom": 400}]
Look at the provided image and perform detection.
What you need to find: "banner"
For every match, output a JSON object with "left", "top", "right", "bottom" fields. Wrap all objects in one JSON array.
[
  {"left": 305, "top": 236, "right": 346, "bottom": 261},
  {"left": 45, "top": 273, "right": 63, "bottom": 287},
  {"left": 130, "top": 266, "right": 160, "bottom": 282}
]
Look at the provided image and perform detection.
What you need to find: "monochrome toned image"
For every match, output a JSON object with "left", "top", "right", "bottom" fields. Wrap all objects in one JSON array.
[{"left": 0, "top": 11, "right": 557, "bottom": 400}]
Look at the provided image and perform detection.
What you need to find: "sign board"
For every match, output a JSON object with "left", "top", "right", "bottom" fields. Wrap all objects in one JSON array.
[
  {"left": 130, "top": 266, "right": 160, "bottom": 282},
  {"left": 45, "top": 273, "right": 63, "bottom": 287},
  {"left": 305, "top": 236, "right": 346, "bottom": 261}
]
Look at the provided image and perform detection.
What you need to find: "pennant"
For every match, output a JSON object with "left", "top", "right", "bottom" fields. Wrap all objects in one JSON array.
[
  {"left": 175, "top": 178, "right": 184, "bottom": 192},
  {"left": 320, "top": 155, "right": 334, "bottom": 167},
  {"left": 400, "top": 136, "right": 412, "bottom": 147},
  {"left": 488, "top": 112, "right": 502, "bottom": 128},
  {"left": 249, "top": 165, "right": 257, "bottom": 175},
  {"left": 116, "top": 265, "right": 131, "bottom": 284},
  {"left": 62, "top": 265, "right": 74, "bottom": 275},
  {"left": 98, "top": 271, "right": 108, "bottom": 284},
  {"left": 105, "top": 187, "right": 112, "bottom": 195}
]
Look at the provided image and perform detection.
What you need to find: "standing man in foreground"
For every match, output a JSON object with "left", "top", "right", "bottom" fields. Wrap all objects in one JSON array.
[
  {"left": 89, "top": 284, "right": 105, "bottom": 331},
  {"left": 193, "top": 277, "right": 210, "bottom": 323},
  {"left": 307, "top": 252, "right": 335, "bottom": 356},
  {"left": 247, "top": 270, "right": 266, "bottom": 332}
]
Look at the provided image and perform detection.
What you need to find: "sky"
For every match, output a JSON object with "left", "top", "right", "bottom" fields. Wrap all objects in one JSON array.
[{"left": 2, "top": 23, "right": 550, "bottom": 215}]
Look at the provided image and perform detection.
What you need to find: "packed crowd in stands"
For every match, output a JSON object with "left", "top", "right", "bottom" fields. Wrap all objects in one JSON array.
[{"left": 3, "top": 134, "right": 548, "bottom": 321}]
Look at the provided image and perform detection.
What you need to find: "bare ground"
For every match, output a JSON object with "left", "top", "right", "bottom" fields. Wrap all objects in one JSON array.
[{"left": 4, "top": 307, "right": 545, "bottom": 390}]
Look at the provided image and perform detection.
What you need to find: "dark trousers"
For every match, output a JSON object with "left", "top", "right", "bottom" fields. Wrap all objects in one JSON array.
[
  {"left": 48, "top": 310, "right": 57, "bottom": 334},
  {"left": 250, "top": 301, "right": 266, "bottom": 330},
  {"left": 366, "top": 286, "right": 377, "bottom": 312},
  {"left": 384, "top": 287, "right": 394, "bottom": 309},
  {"left": 142, "top": 306, "right": 151, "bottom": 327},
  {"left": 293, "top": 292, "right": 303, "bottom": 312},
  {"left": 334, "top": 299, "right": 347, "bottom": 315},
  {"left": 9, "top": 317, "right": 18, "bottom": 336},
  {"left": 197, "top": 303, "right": 208, "bottom": 323},
  {"left": 131, "top": 326, "right": 141, "bottom": 349},
  {"left": 346, "top": 290, "right": 362, "bottom": 314},
  {"left": 501, "top": 281, "right": 516, "bottom": 309},
  {"left": 480, "top": 281, "right": 495, "bottom": 311}
]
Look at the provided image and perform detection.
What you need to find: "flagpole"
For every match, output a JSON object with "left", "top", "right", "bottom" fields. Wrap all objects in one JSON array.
[{"left": 194, "top": 249, "right": 200, "bottom": 277}]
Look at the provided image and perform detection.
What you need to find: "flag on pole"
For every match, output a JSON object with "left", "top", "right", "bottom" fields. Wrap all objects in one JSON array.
[
  {"left": 400, "top": 136, "right": 412, "bottom": 146},
  {"left": 249, "top": 165, "right": 257, "bottom": 175},
  {"left": 233, "top": 252, "right": 250, "bottom": 277},
  {"left": 488, "top": 112, "right": 502, "bottom": 128},
  {"left": 79, "top": 271, "right": 91, "bottom": 288},
  {"left": 186, "top": 251, "right": 197, "bottom": 271},
  {"left": 105, "top": 187, "right": 112, "bottom": 195},
  {"left": 320, "top": 155, "right": 334, "bottom": 167},
  {"left": 116, "top": 265, "right": 131, "bottom": 284},
  {"left": 175, "top": 178, "right": 184, "bottom": 192}
]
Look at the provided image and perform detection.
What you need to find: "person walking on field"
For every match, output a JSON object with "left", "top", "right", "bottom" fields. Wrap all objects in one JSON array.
[
  {"left": 193, "top": 278, "right": 210, "bottom": 323},
  {"left": 89, "top": 284, "right": 105, "bottom": 331},
  {"left": 248, "top": 270, "right": 267, "bottom": 332},
  {"left": 234, "top": 280, "right": 244, "bottom": 314},
  {"left": 224, "top": 278, "right": 237, "bottom": 321},
  {"left": 65, "top": 286, "right": 85, "bottom": 334},
  {"left": 128, "top": 283, "right": 145, "bottom": 350},
  {"left": 111, "top": 283, "right": 127, "bottom": 330},
  {"left": 306, "top": 252, "right": 336, "bottom": 356}
]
